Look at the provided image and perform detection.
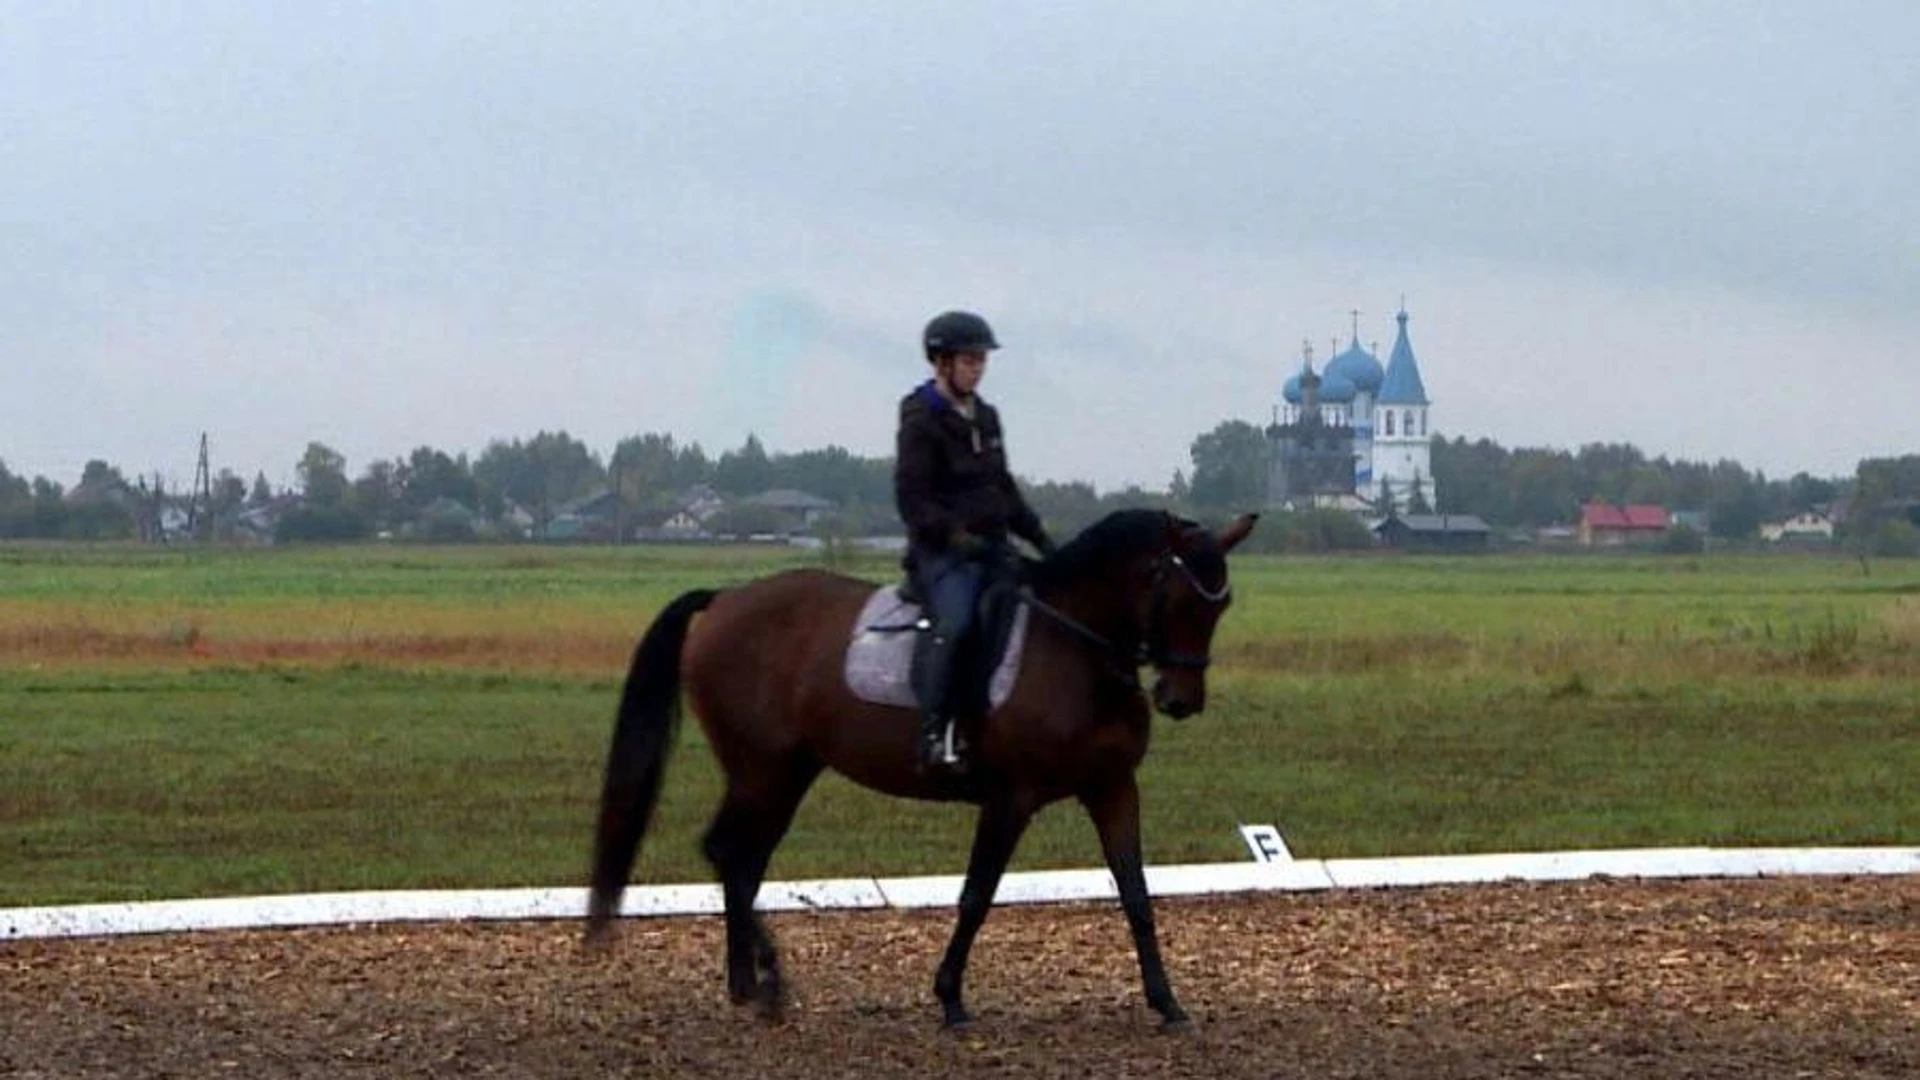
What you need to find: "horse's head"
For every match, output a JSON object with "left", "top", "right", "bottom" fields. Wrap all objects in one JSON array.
[
  {"left": 1134, "top": 511, "right": 1257, "bottom": 719},
  {"left": 1030, "top": 508, "right": 1258, "bottom": 719}
]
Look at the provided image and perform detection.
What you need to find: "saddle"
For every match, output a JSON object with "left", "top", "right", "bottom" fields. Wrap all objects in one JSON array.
[{"left": 843, "top": 574, "right": 1030, "bottom": 715}]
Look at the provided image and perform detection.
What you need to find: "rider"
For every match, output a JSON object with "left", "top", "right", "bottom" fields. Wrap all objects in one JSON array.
[{"left": 895, "top": 310, "right": 1055, "bottom": 774}]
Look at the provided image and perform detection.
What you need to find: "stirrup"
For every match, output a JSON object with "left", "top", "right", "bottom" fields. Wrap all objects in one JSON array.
[{"left": 919, "top": 720, "right": 967, "bottom": 772}]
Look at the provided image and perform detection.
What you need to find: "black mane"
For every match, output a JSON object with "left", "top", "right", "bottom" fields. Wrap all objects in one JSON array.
[{"left": 1028, "top": 508, "right": 1225, "bottom": 590}]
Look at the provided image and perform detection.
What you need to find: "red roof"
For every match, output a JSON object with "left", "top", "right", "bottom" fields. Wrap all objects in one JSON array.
[{"left": 1580, "top": 501, "right": 1668, "bottom": 529}]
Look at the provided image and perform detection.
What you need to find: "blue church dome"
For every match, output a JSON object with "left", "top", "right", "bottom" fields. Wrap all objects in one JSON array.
[
  {"left": 1282, "top": 370, "right": 1356, "bottom": 405},
  {"left": 1324, "top": 340, "right": 1384, "bottom": 394},
  {"left": 1317, "top": 371, "right": 1357, "bottom": 403}
]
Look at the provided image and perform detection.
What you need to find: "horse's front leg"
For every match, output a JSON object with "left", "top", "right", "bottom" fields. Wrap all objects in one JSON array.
[
  {"left": 933, "top": 792, "right": 1036, "bottom": 1028},
  {"left": 1082, "top": 773, "right": 1189, "bottom": 1029}
]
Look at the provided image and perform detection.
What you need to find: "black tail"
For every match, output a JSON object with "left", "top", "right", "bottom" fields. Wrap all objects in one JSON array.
[{"left": 585, "top": 587, "right": 719, "bottom": 941}]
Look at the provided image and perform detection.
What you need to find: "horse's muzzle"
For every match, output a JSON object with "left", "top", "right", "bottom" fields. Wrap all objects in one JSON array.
[{"left": 1152, "top": 676, "right": 1201, "bottom": 720}]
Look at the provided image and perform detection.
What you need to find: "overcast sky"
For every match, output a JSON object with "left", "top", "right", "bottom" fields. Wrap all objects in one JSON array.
[{"left": 5, "top": 2, "right": 1916, "bottom": 494}]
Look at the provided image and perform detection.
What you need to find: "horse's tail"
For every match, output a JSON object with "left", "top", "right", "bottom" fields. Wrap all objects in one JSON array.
[{"left": 585, "top": 587, "right": 719, "bottom": 943}]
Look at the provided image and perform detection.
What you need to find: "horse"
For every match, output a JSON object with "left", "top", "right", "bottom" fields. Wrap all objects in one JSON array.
[{"left": 584, "top": 508, "right": 1258, "bottom": 1029}]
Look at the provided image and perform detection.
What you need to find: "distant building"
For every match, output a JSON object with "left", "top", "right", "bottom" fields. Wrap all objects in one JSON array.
[
  {"left": 1669, "top": 508, "right": 1712, "bottom": 535},
  {"left": 231, "top": 495, "right": 304, "bottom": 545},
  {"left": 1271, "top": 305, "right": 1436, "bottom": 512},
  {"left": 543, "top": 489, "right": 623, "bottom": 541},
  {"left": 657, "top": 509, "right": 706, "bottom": 535},
  {"left": 498, "top": 502, "right": 536, "bottom": 539},
  {"left": 1373, "top": 513, "right": 1491, "bottom": 553},
  {"left": 412, "top": 497, "right": 478, "bottom": 541},
  {"left": 628, "top": 505, "right": 709, "bottom": 541},
  {"left": 1578, "top": 501, "right": 1669, "bottom": 546},
  {"left": 678, "top": 484, "right": 728, "bottom": 523},
  {"left": 742, "top": 488, "right": 837, "bottom": 526},
  {"left": 1761, "top": 510, "right": 1835, "bottom": 545},
  {"left": 1264, "top": 343, "right": 1357, "bottom": 509}
]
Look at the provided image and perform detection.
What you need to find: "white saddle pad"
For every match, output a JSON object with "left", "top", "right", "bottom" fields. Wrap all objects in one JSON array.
[{"left": 843, "top": 586, "right": 1030, "bottom": 712}]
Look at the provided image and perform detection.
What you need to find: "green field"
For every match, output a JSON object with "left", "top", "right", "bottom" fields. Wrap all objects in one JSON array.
[{"left": 2, "top": 541, "right": 1916, "bottom": 907}]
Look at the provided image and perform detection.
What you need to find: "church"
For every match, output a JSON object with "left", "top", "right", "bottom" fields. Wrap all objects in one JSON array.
[{"left": 1265, "top": 305, "right": 1435, "bottom": 513}]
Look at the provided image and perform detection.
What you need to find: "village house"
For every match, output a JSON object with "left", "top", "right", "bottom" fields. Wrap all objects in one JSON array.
[
  {"left": 678, "top": 484, "right": 729, "bottom": 524},
  {"left": 741, "top": 488, "right": 837, "bottom": 527},
  {"left": 657, "top": 508, "right": 707, "bottom": 535},
  {"left": 628, "top": 504, "right": 710, "bottom": 541},
  {"left": 542, "top": 489, "right": 623, "bottom": 541},
  {"left": 231, "top": 495, "right": 305, "bottom": 545},
  {"left": 1577, "top": 500, "right": 1669, "bottom": 547},
  {"left": 1760, "top": 509, "right": 1835, "bottom": 545},
  {"left": 1372, "top": 512, "right": 1492, "bottom": 553}
]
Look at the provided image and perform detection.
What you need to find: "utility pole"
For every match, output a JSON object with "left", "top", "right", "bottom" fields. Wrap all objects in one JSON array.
[
  {"left": 187, "top": 432, "right": 214, "bottom": 542},
  {"left": 613, "top": 454, "right": 627, "bottom": 546},
  {"left": 142, "top": 471, "right": 167, "bottom": 544}
]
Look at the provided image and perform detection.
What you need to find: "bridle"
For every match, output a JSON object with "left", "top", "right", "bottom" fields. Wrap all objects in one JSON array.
[
  {"left": 1020, "top": 549, "right": 1231, "bottom": 684},
  {"left": 1143, "top": 552, "right": 1230, "bottom": 671}
]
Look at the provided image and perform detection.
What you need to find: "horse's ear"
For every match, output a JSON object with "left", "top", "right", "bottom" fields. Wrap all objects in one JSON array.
[{"left": 1219, "top": 512, "right": 1259, "bottom": 552}]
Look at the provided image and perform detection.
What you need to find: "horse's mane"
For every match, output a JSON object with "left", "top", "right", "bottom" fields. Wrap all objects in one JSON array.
[{"left": 1028, "top": 508, "right": 1225, "bottom": 590}]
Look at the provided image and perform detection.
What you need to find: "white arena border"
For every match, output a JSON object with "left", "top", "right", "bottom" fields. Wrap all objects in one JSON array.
[{"left": 4, "top": 846, "right": 1915, "bottom": 942}]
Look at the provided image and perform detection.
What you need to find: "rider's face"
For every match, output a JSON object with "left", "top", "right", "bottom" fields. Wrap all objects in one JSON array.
[{"left": 944, "top": 351, "right": 988, "bottom": 397}]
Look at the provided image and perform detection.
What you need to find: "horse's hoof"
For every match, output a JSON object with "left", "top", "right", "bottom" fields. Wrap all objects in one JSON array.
[
  {"left": 941, "top": 1006, "right": 974, "bottom": 1030},
  {"left": 580, "top": 920, "right": 616, "bottom": 955},
  {"left": 728, "top": 977, "right": 762, "bottom": 1007},
  {"left": 754, "top": 981, "right": 787, "bottom": 1023},
  {"left": 1160, "top": 1014, "right": 1197, "bottom": 1038}
]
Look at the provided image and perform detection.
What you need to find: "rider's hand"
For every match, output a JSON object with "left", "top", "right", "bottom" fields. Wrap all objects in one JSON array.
[{"left": 949, "top": 529, "right": 990, "bottom": 558}]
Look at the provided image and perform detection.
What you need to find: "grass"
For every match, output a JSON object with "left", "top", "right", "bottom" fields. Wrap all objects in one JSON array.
[{"left": 1, "top": 542, "right": 1916, "bottom": 906}]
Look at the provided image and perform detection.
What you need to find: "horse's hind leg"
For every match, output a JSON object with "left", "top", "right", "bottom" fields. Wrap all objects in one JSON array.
[
  {"left": 701, "top": 754, "right": 819, "bottom": 1018},
  {"left": 703, "top": 797, "right": 778, "bottom": 1009}
]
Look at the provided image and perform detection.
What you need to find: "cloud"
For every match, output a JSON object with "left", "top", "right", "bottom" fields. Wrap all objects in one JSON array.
[{"left": 3, "top": 2, "right": 1916, "bottom": 493}]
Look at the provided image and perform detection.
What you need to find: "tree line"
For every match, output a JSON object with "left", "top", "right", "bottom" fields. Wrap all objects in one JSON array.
[
  {"left": 4, "top": 424, "right": 1917, "bottom": 553},
  {"left": 1184, "top": 419, "right": 1912, "bottom": 521},
  {"left": 0, "top": 431, "right": 1165, "bottom": 545}
]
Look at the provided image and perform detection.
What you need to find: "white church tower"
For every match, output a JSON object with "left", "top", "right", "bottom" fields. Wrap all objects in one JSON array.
[{"left": 1371, "top": 305, "right": 1436, "bottom": 513}]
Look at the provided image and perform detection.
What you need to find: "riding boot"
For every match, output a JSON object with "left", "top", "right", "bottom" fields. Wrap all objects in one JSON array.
[{"left": 910, "top": 630, "right": 965, "bottom": 774}]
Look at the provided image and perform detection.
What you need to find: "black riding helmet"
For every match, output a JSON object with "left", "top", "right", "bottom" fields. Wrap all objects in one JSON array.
[{"left": 922, "top": 310, "right": 999, "bottom": 361}]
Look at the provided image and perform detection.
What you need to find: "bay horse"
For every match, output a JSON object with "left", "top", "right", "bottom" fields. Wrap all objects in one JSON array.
[{"left": 585, "top": 508, "right": 1258, "bottom": 1029}]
